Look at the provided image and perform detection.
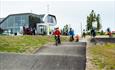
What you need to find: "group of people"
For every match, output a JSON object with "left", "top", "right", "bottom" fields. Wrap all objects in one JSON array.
[
  {"left": 53, "top": 27, "right": 80, "bottom": 45},
  {"left": 23, "top": 26, "right": 36, "bottom": 35},
  {"left": 90, "top": 28, "right": 113, "bottom": 38},
  {"left": 23, "top": 26, "right": 113, "bottom": 46},
  {"left": 107, "top": 28, "right": 112, "bottom": 37},
  {"left": 68, "top": 28, "right": 80, "bottom": 42},
  {"left": 49, "top": 27, "right": 113, "bottom": 45}
]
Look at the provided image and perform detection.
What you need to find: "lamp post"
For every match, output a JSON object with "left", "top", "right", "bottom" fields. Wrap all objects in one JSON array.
[
  {"left": 81, "top": 22, "right": 82, "bottom": 36},
  {"left": 47, "top": 4, "right": 50, "bottom": 35}
]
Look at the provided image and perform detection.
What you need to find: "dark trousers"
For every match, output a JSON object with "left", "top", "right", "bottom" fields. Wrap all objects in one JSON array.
[
  {"left": 70, "top": 35, "right": 74, "bottom": 41},
  {"left": 55, "top": 36, "right": 61, "bottom": 44}
]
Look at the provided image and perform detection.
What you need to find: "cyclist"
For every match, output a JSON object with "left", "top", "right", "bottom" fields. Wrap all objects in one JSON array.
[{"left": 53, "top": 27, "right": 61, "bottom": 45}]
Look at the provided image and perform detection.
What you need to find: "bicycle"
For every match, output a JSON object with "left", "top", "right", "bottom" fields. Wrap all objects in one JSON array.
[{"left": 55, "top": 35, "right": 59, "bottom": 46}]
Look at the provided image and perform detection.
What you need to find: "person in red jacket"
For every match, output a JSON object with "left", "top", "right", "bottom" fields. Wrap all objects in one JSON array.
[{"left": 53, "top": 27, "right": 61, "bottom": 45}]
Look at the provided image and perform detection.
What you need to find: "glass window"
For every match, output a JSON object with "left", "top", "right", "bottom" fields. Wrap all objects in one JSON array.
[
  {"left": 21, "top": 16, "right": 26, "bottom": 25},
  {"left": 15, "top": 16, "right": 21, "bottom": 26},
  {"left": 46, "top": 15, "right": 56, "bottom": 26},
  {"left": 47, "top": 16, "right": 54, "bottom": 23},
  {"left": 8, "top": 16, "right": 14, "bottom": 27}
]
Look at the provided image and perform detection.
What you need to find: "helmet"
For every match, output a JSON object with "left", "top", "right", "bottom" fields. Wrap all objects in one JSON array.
[{"left": 56, "top": 27, "right": 59, "bottom": 29}]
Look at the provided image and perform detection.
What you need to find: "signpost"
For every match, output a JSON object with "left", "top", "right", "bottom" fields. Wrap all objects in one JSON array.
[{"left": 92, "top": 21, "right": 97, "bottom": 29}]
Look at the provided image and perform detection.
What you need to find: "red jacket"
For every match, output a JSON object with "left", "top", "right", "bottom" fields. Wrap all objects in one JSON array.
[{"left": 53, "top": 30, "right": 61, "bottom": 36}]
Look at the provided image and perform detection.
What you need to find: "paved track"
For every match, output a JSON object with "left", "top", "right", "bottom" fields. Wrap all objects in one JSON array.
[
  {"left": 0, "top": 42, "right": 86, "bottom": 70},
  {"left": 90, "top": 38, "right": 115, "bottom": 43}
]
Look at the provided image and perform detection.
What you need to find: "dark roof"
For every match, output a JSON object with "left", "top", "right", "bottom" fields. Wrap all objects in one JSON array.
[
  {"left": 0, "top": 16, "right": 10, "bottom": 24},
  {"left": 9, "top": 13, "right": 38, "bottom": 16},
  {"left": 0, "top": 13, "right": 45, "bottom": 24},
  {"left": 0, "top": 13, "right": 56, "bottom": 24}
]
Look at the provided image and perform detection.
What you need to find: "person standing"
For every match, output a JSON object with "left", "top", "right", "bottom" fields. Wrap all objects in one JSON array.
[
  {"left": 91, "top": 28, "right": 96, "bottom": 38},
  {"left": 69, "top": 28, "right": 74, "bottom": 41},
  {"left": 107, "top": 28, "right": 112, "bottom": 37},
  {"left": 82, "top": 29, "right": 86, "bottom": 38},
  {"left": 32, "top": 27, "right": 36, "bottom": 35}
]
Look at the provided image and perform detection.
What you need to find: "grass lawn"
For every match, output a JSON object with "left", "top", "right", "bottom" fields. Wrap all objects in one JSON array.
[
  {"left": 113, "top": 34, "right": 115, "bottom": 37},
  {"left": 89, "top": 43, "right": 115, "bottom": 70},
  {"left": 0, "top": 35, "right": 69, "bottom": 53}
]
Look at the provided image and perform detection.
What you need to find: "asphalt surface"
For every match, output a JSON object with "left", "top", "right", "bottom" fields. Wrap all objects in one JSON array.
[
  {"left": 0, "top": 42, "right": 86, "bottom": 70},
  {"left": 90, "top": 38, "right": 115, "bottom": 43}
]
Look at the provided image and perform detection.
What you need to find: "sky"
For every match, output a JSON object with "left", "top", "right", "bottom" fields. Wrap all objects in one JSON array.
[{"left": 0, "top": 0, "right": 115, "bottom": 34}]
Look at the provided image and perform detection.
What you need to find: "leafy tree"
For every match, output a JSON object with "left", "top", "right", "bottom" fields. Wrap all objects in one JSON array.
[
  {"left": 87, "top": 16, "right": 92, "bottom": 30},
  {"left": 96, "top": 14, "right": 101, "bottom": 31},
  {"left": 86, "top": 10, "right": 101, "bottom": 31},
  {"left": 62, "top": 24, "right": 69, "bottom": 35}
]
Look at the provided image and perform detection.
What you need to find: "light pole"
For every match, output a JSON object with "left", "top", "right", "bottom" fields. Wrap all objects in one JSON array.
[
  {"left": 81, "top": 22, "right": 82, "bottom": 36},
  {"left": 47, "top": 4, "right": 50, "bottom": 35}
]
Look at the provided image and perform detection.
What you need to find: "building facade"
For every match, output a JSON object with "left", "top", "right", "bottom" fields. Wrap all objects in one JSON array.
[{"left": 0, "top": 13, "right": 57, "bottom": 35}]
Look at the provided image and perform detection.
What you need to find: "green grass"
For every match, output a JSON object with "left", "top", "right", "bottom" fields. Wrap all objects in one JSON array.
[
  {"left": 0, "top": 35, "right": 69, "bottom": 53},
  {"left": 113, "top": 34, "right": 115, "bottom": 37},
  {"left": 89, "top": 43, "right": 115, "bottom": 70}
]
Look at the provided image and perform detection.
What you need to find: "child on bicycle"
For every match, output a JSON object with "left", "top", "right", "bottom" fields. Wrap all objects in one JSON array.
[{"left": 53, "top": 27, "right": 61, "bottom": 45}]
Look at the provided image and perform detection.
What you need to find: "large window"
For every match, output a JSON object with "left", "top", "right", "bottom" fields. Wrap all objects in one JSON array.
[
  {"left": 7, "top": 16, "right": 14, "bottom": 27},
  {"left": 47, "top": 16, "right": 54, "bottom": 23},
  {"left": 0, "top": 15, "right": 28, "bottom": 34},
  {"left": 37, "top": 25, "right": 47, "bottom": 35},
  {"left": 15, "top": 16, "right": 21, "bottom": 26},
  {"left": 15, "top": 15, "right": 26, "bottom": 27},
  {"left": 47, "top": 15, "right": 57, "bottom": 26},
  {"left": 21, "top": 16, "right": 26, "bottom": 25}
]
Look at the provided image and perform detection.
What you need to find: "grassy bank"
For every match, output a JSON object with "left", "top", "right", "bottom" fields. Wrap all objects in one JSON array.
[
  {"left": 0, "top": 35, "right": 69, "bottom": 53},
  {"left": 89, "top": 43, "right": 115, "bottom": 70}
]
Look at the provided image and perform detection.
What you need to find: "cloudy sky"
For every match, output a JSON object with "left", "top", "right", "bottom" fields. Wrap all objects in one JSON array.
[{"left": 0, "top": 0, "right": 115, "bottom": 34}]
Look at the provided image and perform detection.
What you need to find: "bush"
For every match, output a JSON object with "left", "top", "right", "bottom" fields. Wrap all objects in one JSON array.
[{"left": 0, "top": 28, "right": 4, "bottom": 34}]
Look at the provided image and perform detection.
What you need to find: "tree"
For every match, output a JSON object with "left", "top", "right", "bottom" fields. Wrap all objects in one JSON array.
[
  {"left": 86, "top": 16, "right": 92, "bottom": 31},
  {"left": 62, "top": 24, "right": 69, "bottom": 35},
  {"left": 86, "top": 10, "right": 101, "bottom": 31},
  {"left": 96, "top": 14, "right": 101, "bottom": 31}
]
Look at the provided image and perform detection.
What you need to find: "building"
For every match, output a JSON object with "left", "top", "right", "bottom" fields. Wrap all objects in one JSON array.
[
  {"left": 0, "top": 13, "right": 57, "bottom": 35},
  {"left": 0, "top": 18, "right": 4, "bottom": 22}
]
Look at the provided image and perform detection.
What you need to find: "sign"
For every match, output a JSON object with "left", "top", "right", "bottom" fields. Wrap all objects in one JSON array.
[{"left": 92, "top": 21, "right": 97, "bottom": 28}]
